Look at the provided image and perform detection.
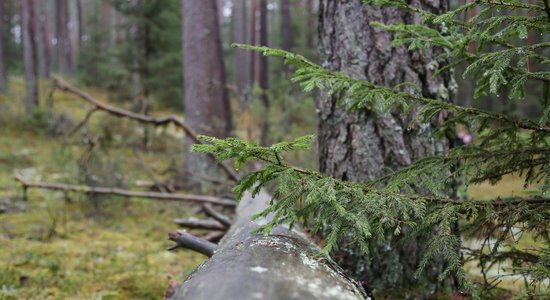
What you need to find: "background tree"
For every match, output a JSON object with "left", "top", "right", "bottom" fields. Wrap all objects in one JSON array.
[
  {"left": 0, "top": 0, "right": 8, "bottom": 92},
  {"left": 21, "top": 0, "right": 38, "bottom": 114},
  {"left": 55, "top": 0, "right": 72, "bottom": 74},
  {"left": 182, "top": 0, "right": 232, "bottom": 188}
]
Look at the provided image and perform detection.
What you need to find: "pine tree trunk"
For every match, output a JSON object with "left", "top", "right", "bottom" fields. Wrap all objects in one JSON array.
[
  {"left": 317, "top": 0, "right": 454, "bottom": 295},
  {"left": 280, "top": 0, "right": 291, "bottom": 52},
  {"left": 182, "top": 0, "right": 232, "bottom": 188},
  {"left": 0, "top": 0, "right": 8, "bottom": 92},
  {"left": 258, "top": 0, "right": 269, "bottom": 146},
  {"left": 33, "top": 0, "right": 49, "bottom": 78},
  {"left": 55, "top": 0, "right": 72, "bottom": 73},
  {"left": 21, "top": 0, "right": 38, "bottom": 114},
  {"left": 250, "top": 0, "right": 259, "bottom": 85},
  {"left": 232, "top": 0, "right": 248, "bottom": 94}
]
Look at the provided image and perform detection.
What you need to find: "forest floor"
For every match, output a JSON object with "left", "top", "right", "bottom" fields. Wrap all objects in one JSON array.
[
  {"left": 0, "top": 79, "right": 205, "bottom": 299},
  {"left": 0, "top": 78, "right": 541, "bottom": 299}
]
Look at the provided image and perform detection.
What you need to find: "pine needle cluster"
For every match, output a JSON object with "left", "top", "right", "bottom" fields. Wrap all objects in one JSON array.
[{"left": 194, "top": 0, "right": 550, "bottom": 297}]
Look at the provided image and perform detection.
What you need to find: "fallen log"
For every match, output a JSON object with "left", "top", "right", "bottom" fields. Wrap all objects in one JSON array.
[
  {"left": 166, "top": 189, "right": 367, "bottom": 300},
  {"left": 14, "top": 174, "right": 236, "bottom": 207}
]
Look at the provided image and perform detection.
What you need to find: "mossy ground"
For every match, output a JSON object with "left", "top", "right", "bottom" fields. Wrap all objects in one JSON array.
[
  {"left": 0, "top": 79, "right": 205, "bottom": 299},
  {"left": 0, "top": 78, "right": 541, "bottom": 299}
]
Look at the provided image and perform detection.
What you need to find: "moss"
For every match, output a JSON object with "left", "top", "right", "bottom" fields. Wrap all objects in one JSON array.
[{"left": 0, "top": 79, "right": 205, "bottom": 299}]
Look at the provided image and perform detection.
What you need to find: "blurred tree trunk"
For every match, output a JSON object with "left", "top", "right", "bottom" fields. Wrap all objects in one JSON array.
[
  {"left": 317, "top": 0, "right": 453, "bottom": 295},
  {"left": 0, "top": 0, "right": 8, "bottom": 92},
  {"left": 232, "top": 0, "right": 248, "bottom": 94},
  {"left": 280, "top": 0, "right": 291, "bottom": 76},
  {"left": 280, "top": 0, "right": 291, "bottom": 51},
  {"left": 305, "top": 0, "right": 314, "bottom": 49},
  {"left": 33, "top": 0, "right": 49, "bottom": 78},
  {"left": 258, "top": 0, "right": 269, "bottom": 146},
  {"left": 250, "top": 0, "right": 259, "bottom": 85},
  {"left": 21, "top": 0, "right": 38, "bottom": 114},
  {"left": 182, "top": 0, "right": 232, "bottom": 188},
  {"left": 55, "top": 0, "right": 72, "bottom": 73}
]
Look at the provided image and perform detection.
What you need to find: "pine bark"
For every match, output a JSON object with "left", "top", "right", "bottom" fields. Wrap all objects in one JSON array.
[
  {"left": 182, "top": 0, "right": 232, "bottom": 188},
  {"left": 0, "top": 0, "right": 8, "bottom": 92},
  {"left": 21, "top": 0, "right": 38, "bottom": 114},
  {"left": 317, "top": 0, "right": 453, "bottom": 295}
]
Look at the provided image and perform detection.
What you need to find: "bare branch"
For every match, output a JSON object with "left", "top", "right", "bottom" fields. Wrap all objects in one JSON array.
[
  {"left": 200, "top": 230, "right": 226, "bottom": 243},
  {"left": 173, "top": 217, "right": 227, "bottom": 230},
  {"left": 202, "top": 204, "right": 232, "bottom": 227},
  {"left": 52, "top": 76, "right": 240, "bottom": 182},
  {"left": 14, "top": 174, "right": 236, "bottom": 207},
  {"left": 168, "top": 230, "right": 217, "bottom": 257}
]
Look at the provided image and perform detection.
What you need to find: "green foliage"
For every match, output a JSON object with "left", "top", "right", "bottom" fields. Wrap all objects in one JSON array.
[{"left": 202, "top": 1, "right": 550, "bottom": 297}]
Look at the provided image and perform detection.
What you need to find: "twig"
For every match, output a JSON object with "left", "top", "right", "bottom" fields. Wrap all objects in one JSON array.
[
  {"left": 173, "top": 217, "right": 227, "bottom": 230},
  {"left": 202, "top": 204, "right": 232, "bottom": 227},
  {"left": 66, "top": 107, "right": 98, "bottom": 137},
  {"left": 168, "top": 230, "right": 217, "bottom": 257},
  {"left": 14, "top": 174, "right": 236, "bottom": 207},
  {"left": 52, "top": 76, "right": 240, "bottom": 182}
]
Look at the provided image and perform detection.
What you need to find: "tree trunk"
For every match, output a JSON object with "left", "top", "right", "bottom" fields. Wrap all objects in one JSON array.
[
  {"left": 0, "top": 0, "right": 8, "bottom": 92},
  {"left": 250, "top": 0, "right": 259, "bottom": 85},
  {"left": 55, "top": 0, "right": 72, "bottom": 73},
  {"left": 166, "top": 190, "right": 366, "bottom": 300},
  {"left": 232, "top": 0, "right": 248, "bottom": 94},
  {"left": 280, "top": 0, "right": 292, "bottom": 76},
  {"left": 258, "top": 0, "right": 269, "bottom": 146},
  {"left": 305, "top": 0, "right": 314, "bottom": 49},
  {"left": 33, "top": 0, "right": 49, "bottom": 78},
  {"left": 317, "top": 0, "right": 453, "bottom": 295},
  {"left": 182, "top": 0, "right": 232, "bottom": 188},
  {"left": 21, "top": 0, "right": 39, "bottom": 114},
  {"left": 280, "top": 0, "right": 291, "bottom": 52}
]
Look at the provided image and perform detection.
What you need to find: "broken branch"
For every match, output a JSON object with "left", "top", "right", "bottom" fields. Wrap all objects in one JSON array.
[
  {"left": 202, "top": 204, "right": 232, "bottom": 227},
  {"left": 52, "top": 76, "right": 240, "bottom": 182},
  {"left": 173, "top": 217, "right": 227, "bottom": 230},
  {"left": 168, "top": 230, "right": 217, "bottom": 257}
]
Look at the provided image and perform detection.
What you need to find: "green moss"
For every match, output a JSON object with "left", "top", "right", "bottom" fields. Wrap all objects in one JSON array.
[{"left": 0, "top": 79, "right": 205, "bottom": 299}]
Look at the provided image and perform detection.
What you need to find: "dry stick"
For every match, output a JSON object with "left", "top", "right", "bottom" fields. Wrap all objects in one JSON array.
[
  {"left": 14, "top": 174, "right": 236, "bottom": 207},
  {"left": 168, "top": 230, "right": 217, "bottom": 257},
  {"left": 202, "top": 204, "right": 232, "bottom": 227},
  {"left": 200, "top": 230, "right": 225, "bottom": 243},
  {"left": 173, "top": 217, "right": 227, "bottom": 230},
  {"left": 52, "top": 76, "right": 240, "bottom": 182}
]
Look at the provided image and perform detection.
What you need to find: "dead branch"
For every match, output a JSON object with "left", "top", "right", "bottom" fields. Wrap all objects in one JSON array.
[
  {"left": 168, "top": 230, "right": 217, "bottom": 257},
  {"left": 52, "top": 76, "right": 240, "bottom": 182},
  {"left": 14, "top": 174, "right": 236, "bottom": 207},
  {"left": 200, "top": 230, "right": 226, "bottom": 243},
  {"left": 202, "top": 204, "right": 232, "bottom": 227},
  {"left": 173, "top": 217, "right": 227, "bottom": 230}
]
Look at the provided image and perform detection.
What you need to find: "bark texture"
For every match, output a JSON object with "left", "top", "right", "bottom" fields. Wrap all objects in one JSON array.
[
  {"left": 166, "top": 189, "right": 366, "bottom": 300},
  {"left": 317, "top": 0, "right": 453, "bottom": 294},
  {"left": 182, "top": 0, "right": 232, "bottom": 188},
  {"left": 21, "top": 0, "right": 38, "bottom": 114}
]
